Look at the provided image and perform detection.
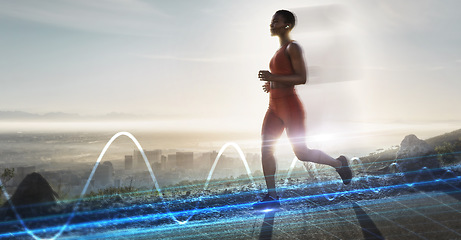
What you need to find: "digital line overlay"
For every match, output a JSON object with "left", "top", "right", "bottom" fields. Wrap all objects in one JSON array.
[{"left": 1, "top": 132, "right": 460, "bottom": 239}]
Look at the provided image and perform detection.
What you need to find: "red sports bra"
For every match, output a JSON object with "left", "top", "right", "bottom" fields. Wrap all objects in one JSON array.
[{"left": 269, "top": 41, "right": 294, "bottom": 75}]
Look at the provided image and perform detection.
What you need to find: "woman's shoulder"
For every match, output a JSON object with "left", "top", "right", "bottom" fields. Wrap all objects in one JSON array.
[
  {"left": 286, "top": 41, "right": 303, "bottom": 55},
  {"left": 286, "top": 41, "right": 302, "bottom": 51}
]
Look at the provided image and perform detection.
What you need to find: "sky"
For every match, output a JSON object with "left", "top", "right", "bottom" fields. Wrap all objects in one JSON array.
[{"left": 0, "top": 0, "right": 460, "bottom": 154}]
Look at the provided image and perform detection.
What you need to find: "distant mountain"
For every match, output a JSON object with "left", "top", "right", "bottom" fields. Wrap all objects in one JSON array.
[
  {"left": 0, "top": 111, "right": 143, "bottom": 121},
  {"left": 102, "top": 112, "right": 140, "bottom": 120},
  {"left": 0, "top": 111, "right": 38, "bottom": 119},
  {"left": 42, "top": 112, "right": 81, "bottom": 119}
]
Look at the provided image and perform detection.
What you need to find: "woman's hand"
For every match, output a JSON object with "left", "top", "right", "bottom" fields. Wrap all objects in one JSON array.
[
  {"left": 262, "top": 81, "right": 270, "bottom": 93},
  {"left": 258, "top": 70, "right": 272, "bottom": 82}
]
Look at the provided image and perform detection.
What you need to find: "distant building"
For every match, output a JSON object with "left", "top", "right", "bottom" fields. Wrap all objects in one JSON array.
[
  {"left": 161, "top": 155, "right": 167, "bottom": 171},
  {"left": 176, "top": 152, "right": 194, "bottom": 169},
  {"left": 152, "top": 162, "right": 161, "bottom": 171},
  {"left": 94, "top": 161, "right": 114, "bottom": 187},
  {"left": 125, "top": 155, "right": 133, "bottom": 170},
  {"left": 167, "top": 154, "right": 177, "bottom": 170},
  {"left": 134, "top": 149, "right": 162, "bottom": 169},
  {"left": 202, "top": 151, "right": 218, "bottom": 169}
]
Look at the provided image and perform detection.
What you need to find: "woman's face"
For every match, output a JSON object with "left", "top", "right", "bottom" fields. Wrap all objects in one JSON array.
[{"left": 270, "top": 13, "right": 288, "bottom": 36}]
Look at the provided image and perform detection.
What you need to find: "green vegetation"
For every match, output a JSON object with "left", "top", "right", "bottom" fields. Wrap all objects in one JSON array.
[
  {"left": 80, "top": 174, "right": 257, "bottom": 201},
  {"left": 85, "top": 185, "right": 138, "bottom": 199},
  {"left": 426, "top": 129, "right": 461, "bottom": 149},
  {"left": 0, "top": 168, "right": 15, "bottom": 185},
  {"left": 358, "top": 129, "right": 461, "bottom": 171},
  {"left": 435, "top": 138, "right": 461, "bottom": 166},
  {"left": 0, "top": 168, "right": 15, "bottom": 204}
]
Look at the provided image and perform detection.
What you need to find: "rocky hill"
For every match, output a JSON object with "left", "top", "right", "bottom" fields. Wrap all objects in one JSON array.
[
  {"left": 359, "top": 128, "right": 461, "bottom": 172},
  {"left": 425, "top": 128, "right": 461, "bottom": 148}
]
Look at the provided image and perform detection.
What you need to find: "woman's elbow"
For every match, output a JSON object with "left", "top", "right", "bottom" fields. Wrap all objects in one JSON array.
[{"left": 299, "top": 76, "right": 307, "bottom": 85}]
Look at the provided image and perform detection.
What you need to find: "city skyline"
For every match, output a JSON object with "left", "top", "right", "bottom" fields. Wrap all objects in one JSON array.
[{"left": 1, "top": 1, "right": 460, "bottom": 155}]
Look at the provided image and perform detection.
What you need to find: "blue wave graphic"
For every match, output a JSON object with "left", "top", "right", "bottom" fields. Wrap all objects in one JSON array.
[
  {"left": 2, "top": 132, "right": 459, "bottom": 239},
  {"left": 0, "top": 132, "right": 258, "bottom": 240}
]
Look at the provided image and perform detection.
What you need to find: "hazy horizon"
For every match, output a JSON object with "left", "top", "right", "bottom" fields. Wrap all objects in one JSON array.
[
  {"left": 1, "top": 0, "right": 460, "bottom": 159},
  {"left": 1, "top": 120, "right": 459, "bottom": 160}
]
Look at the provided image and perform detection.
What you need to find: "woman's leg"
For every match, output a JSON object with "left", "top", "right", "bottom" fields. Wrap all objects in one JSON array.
[
  {"left": 290, "top": 138, "right": 341, "bottom": 168},
  {"left": 261, "top": 108, "right": 285, "bottom": 198},
  {"left": 284, "top": 95, "right": 341, "bottom": 168}
]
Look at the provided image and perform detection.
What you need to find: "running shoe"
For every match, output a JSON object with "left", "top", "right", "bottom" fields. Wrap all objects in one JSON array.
[
  {"left": 253, "top": 194, "right": 280, "bottom": 210},
  {"left": 336, "top": 155, "right": 352, "bottom": 185}
]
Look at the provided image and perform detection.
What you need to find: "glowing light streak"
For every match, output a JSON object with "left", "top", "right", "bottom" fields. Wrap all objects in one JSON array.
[
  {"left": 289, "top": 183, "right": 427, "bottom": 239},
  {"left": 281, "top": 154, "right": 461, "bottom": 203},
  {"left": 1, "top": 132, "right": 460, "bottom": 239},
  {"left": 350, "top": 157, "right": 382, "bottom": 193},
  {"left": 107, "top": 199, "right": 459, "bottom": 240},
  {"left": 403, "top": 168, "right": 461, "bottom": 217},
  {"left": 284, "top": 157, "right": 300, "bottom": 185},
  {"left": 5, "top": 175, "right": 460, "bottom": 229},
  {"left": 2, "top": 177, "right": 461, "bottom": 239},
  {"left": 0, "top": 132, "right": 258, "bottom": 239},
  {"left": 285, "top": 157, "right": 349, "bottom": 201},
  {"left": 343, "top": 165, "right": 461, "bottom": 239},
  {"left": 204, "top": 142, "right": 255, "bottom": 190}
]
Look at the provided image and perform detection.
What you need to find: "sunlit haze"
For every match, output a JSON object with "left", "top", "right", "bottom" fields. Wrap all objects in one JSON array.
[{"left": 1, "top": 0, "right": 460, "bottom": 156}]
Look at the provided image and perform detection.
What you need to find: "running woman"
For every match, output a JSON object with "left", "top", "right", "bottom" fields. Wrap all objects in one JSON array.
[{"left": 254, "top": 10, "right": 352, "bottom": 209}]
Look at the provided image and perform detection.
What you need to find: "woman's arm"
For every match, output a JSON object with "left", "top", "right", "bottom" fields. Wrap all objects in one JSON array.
[{"left": 258, "top": 42, "right": 307, "bottom": 85}]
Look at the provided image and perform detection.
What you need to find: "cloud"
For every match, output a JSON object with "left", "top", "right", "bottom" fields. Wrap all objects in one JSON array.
[
  {"left": 0, "top": 0, "right": 170, "bottom": 36},
  {"left": 135, "top": 53, "right": 257, "bottom": 63},
  {"left": 429, "top": 66, "right": 447, "bottom": 71}
]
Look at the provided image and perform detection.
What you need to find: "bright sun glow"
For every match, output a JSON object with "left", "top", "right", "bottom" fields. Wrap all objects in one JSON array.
[
  {"left": 274, "top": 133, "right": 336, "bottom": 147},
  {"left": 309, "top": 133, "right": 335, "bottom": 143}
]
